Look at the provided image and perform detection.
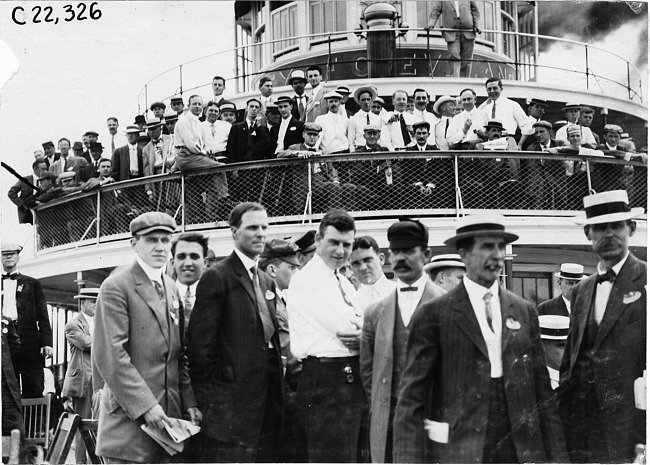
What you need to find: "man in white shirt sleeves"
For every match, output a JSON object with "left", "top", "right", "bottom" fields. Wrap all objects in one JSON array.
[{"left": 349, "top": 236, "right": 396, "bottom": 313}]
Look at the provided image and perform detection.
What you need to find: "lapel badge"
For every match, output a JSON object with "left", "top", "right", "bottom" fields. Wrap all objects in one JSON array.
[
  {"left": 170, "top": 300, "right": 179, "bottom": 325},
  {"left": 623, "top": 291, "right": 642, "bottom": 305},
  {"left": 16, "top": 284, "right": 23, "bottom": 293},
  {"left": 265, "top": 290, "right": 275, "bottom": 301},
  {"left": 505, "top": 317, "right": 521, "bottom": 331}
]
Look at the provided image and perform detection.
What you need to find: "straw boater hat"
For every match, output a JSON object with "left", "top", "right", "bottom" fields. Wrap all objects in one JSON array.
[
  {"left": 554, "top": 263, "right": 586, "bottom": 280},
  {"left": 562, "top": 102, "right": 584, "bottom": 112},
  {"left": 286, "top": 69, "right": 307, "bottom": 86},
  {"left": 444, "top": 215, "right": 519, "bottom": 247},
  {"left": 353, "top": 85, "right": 378, "bottom": 105},
  {"left": 74, "top": 288, "right": 100, "bottom": 300},
  {"left": 539, "top": 315, "right": 570, "bottom": 341},
  {"left": 573, "top": 190, "right": 644, "bottom": 225},
  {"left": 423, "top": 254, "right": 465, "bottom": 274}
]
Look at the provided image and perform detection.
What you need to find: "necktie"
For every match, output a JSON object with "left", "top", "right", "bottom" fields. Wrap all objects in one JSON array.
[
  {"left": 483, "top": 291, "right": 494, "bottom": 332},
  {"left": 444, "top": 118, "right": 450, "bottom": 137},
  {"left": 334, "top": 271, "right": 355, "bottom": 308},
  {"left": 400, "top": 286, "right": 418, "bottom": 292},
  {"left": 491, "top": 102, "right": 496, "bottom": 119},
  {"left": 111, "top": 136, "right": 115, "bottom": 155},
  {"left": 251, "top": 266, "right": 275, "bottom": 344},
  {"left": 596, "top": 269, "right": 617, "bottom": 284},
  {"left": 297, "top": 96, "right": 305, "bottom": 120},
  {"left": 153, "top": 281, "right": 165, "bottom": 300},
  {"left": 399, "top": 114, "right": 410, "bottom": 146},
  {"left": 211, "top": 124, "right": 215, "bottom": 137},
  {"left": 2, "top": 273, "right": 17, "bottom": 280},
  {"left": 183, "top": 287, "right": 193, "bottom": 329},
  {"left": 366, "top": 113, "right": 370, "bottom": 125}
]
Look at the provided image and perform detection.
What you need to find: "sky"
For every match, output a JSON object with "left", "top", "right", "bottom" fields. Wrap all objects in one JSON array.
[{"left": 0, "top": 1, "right": 647, "bottom": 254}]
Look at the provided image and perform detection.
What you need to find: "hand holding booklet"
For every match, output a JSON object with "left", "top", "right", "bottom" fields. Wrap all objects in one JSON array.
[{"left": 141, "top": 418, "right": 201, "bottom": 456}]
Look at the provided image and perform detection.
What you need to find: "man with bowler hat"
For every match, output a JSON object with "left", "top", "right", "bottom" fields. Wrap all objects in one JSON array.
[
  {"left": 360, "top": 219, "right": 444, "bottom": 462},
  {"left": 557, "top": 190, "right": 646, "bottom": 463},
  {"left": 393, "top": 215, "right": 567, "bottom": 463}
]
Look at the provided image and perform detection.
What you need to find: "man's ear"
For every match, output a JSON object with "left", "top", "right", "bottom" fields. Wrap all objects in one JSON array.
[
  {"left": 266, "top": 264, "right": 277, "bottom": 278},
  {"left": 583, "top": 225, "right": 591, "bottom": 240},
  {"left": 629, "top": 221, "right": 637, "bottom": 237}
]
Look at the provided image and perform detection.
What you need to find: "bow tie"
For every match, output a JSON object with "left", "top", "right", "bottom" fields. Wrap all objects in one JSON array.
[
  {"left": 306, "top": 147, "right": 317, "bottom": 152},
  {"left": 2, "top": 273, "right": 18, "bottom": 280},
  {"left": 400, "top": 286, "right": 418, "bottom": 292},
  {"left": 596, "top": 269, "right": 616, "bottom": 284}
]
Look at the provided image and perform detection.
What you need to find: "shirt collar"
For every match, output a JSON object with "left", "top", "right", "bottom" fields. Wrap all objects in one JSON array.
[
  {"left": 176, "top": 280, "right": 198, "bottom": 295},
  {"left": 234, "top": 247, "right": 258, "bottom": 273},
  {"left": 136, "top": 256, "right": 165, "bottom": 282},
  {"left": 562, "top": 295, "right": 571, "bottom": 311},
  {"left": 597, "top": 251, "right": 629, "bottom": 276},
  {"left": 396, "top": 273, "right": 429, "bottom": 291},
  {"left": 463, "top": 276, "right": 500, "bottom": 299},
  {"left": 81, "top": 311, "right": 94, "bottom": 326}
]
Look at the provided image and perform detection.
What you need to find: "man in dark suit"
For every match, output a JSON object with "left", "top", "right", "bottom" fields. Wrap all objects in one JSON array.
[
  {"left": 393, "top": 215, "right": 567, "bottom": 463},
  {"left": 187, "top": 203, "right": 284, "bottom": 463},
  {"left": 361, "top": 219, "right": 444, "bottom": 463},
  {"left": 62, "top": 287, "right": 98, "bottom": 464},
  {"left": 557, "top": 190, "right": 646, "bottom": 463},
  {"left": 271, "top": 96, "right": 304, "bottom": 154},
  {"left": 7, "top": 158, "right": 47, "bottom": 225},
  {"left": 287, "top": 70, "right": 308, "bottom": 122},
  {"left": 93, "top": 212, "right": 201, "bottom": 463},
  {"left": 81, "top": 131, "right": 99, "bottom": 163},
  {"left": 110, "top": 125, "right": 146, "bottom": 182},
  {"left": 425, "top": 1, "right": 481, "bottom": 77},
  {"left": 41, "top": 140, "right": 60, "bottom": 169},
  {"left": 1, "top": 243, "right": 53, "bottom": 398},
  {"left": 527, "top": 120, "right": 569, "bottom": 209},
  {"left": 536, "top": 263, "right": 585, "bottom": 317}
]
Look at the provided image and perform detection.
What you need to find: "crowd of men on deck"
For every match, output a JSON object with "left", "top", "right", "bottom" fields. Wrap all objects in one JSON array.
[
  {"left": 2, "top": 187, "right": 645, "bottom": 464},
  {"left": 8, "top": 70, "right": 646, "bottom": 239}
]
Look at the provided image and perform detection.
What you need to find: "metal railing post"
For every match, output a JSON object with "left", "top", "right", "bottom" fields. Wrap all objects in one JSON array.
[
  {"left": 585, "top": 45, "right": 589, "bottom": 90},
  {"left": 33, "top": 211, "right": 38, "bottom": 256},
  {"left": 585, "top": 159, "right": 593, "bottom": 193},
  {"left": 426, "top": 30, "right": 432, "bottom": 77},
  {"left": 96, "top": 191, "right": 101, "bottom": 245},
  {"left": 181, "top": 174, "right": 186, "bottom": 232},
  {"left": 327, "top": 34, "right": 332, "bottom": 81},
  {"left": 627, "top": 62, "right": 631, "bottom": 100},
  {"left": 144, "top": 85, "right": 148, "bottom": 114},
  {"left": 179, "top": 65, "right": 183, "bottom": 97},
  {"left": 454, "top": 154, "right": 462, "bottom": 216}
]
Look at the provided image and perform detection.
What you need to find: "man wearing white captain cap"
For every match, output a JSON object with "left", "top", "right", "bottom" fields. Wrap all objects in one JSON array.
[
  {"left": 558, "top": 189, "right": 646, "bottom": 463},
  {"left": 536, "top": 263, "right": 585, "bottom": 317},
  {"left": 423, "top": 253, "right": 466, "bottom": 293},
  {"left": 539, "top": 315, "right": 569, "bottom": 390}
]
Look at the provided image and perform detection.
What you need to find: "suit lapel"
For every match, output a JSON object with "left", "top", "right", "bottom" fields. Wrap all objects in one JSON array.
[
  {"left": 499, "top": 290, "right": 520, "bottom": 353},
  {"left": 229, "top": 252, "right": 256, "bottom": 305},
  {"left": 378, "top": 291, "right": 397, "bottom": 354},
  {"left": 593, "top": 255, "right": 642, "bottom": 351},
  {"left": 569, "top": 275, "right": 597, "bottom": 371},
  {"left": 132, "top": 262, "right": 170, "bottom": 345},
  {"left": 452, "top": 284, "right": 489, "bottom": 359}
]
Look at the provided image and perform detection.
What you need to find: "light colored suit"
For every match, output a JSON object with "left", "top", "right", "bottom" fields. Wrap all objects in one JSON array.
[
  {"left": 143, "top": 134, "right": 173, "bottom": 175},
  {"left": 62, "top": 313, "right": 92, "bottom": 399},
  {"left": 360, "top": 280, "right": 444, "bottom": 463},
  {"left": 305, "top": 85, "right": 329, "bottom": 123},
  {"left": 93, "top": 262, "right": 196, "bottom": 463},
  {"left": 49, "top": 155, "right": 89, "bottom": 181}
]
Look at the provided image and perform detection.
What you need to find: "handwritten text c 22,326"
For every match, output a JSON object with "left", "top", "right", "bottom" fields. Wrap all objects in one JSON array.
[{"left": 11, "top": 2, "right": 102, "bottom": 26}]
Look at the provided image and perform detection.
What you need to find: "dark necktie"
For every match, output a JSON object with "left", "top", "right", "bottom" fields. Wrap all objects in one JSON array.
[
  {"left": 366, "top": 113, "right": 370, "bottom": 125},
  {"left": 491, "top": 102, "right": 497, "bottom": 119},
  {"left": 111, "top": 136, "right": 116, "bottom": 155},
  {"left": 334, "top": 271, "right": 355, "bottom": 309},
  {"left": 183, "top": 287, "right": 193, "bottom": 329},
  {"left": 400, "top": 286, "right": 418, "bottom": 292},
  {"left": 296, "top": 96, "right": 305, "bottom": 120},
  {"left": 444, "top": 118, "right": 450, "bottom": 137},
  {"left": 251, "top": 266, "right": 275, "bottom": 344},
  {"left": 483, "top": 291, "right": 494, "bottom": 332},
  {"left": 399, "top": 114, "right": 410, "bottom": 146},
  {"left": 596, "top": 269, "right": 617, "bottom": 284}
]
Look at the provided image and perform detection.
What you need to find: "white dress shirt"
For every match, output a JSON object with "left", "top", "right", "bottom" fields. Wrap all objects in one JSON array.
[
  {"left": 383, "top": 111, "right": 419, "bottom": 150},
  {"left": 464, "top": 277, "right": 503, "bottom": 378},
  {"left": 104, "top": 132, "right": 127, "bottom": 155},
  {"left": 81, "top": 310, "right": 95, "bottom": 337},
  {"left": 175, "top": 280, "right": 199, "bottom": 310},
  {"left": 562, "top": 296, "right": 571, "bottom": 315},
  {"left": 352, "top": 274, "right": 397, "bottom": 314},
  {"left": 128, "top": 143, "right": 140, "bottom": 175},
  {"left": 433, "top": 116, "right": 453, "bottom": 150},
  {"left": 478, "top": 96, "right": 533, "bottom": 136},
  {"left": 287, "top": 254, "right": 362, "bottom": 360},
  {"left": 174, "top": 112, "right": 204, "bottom": 154},
  {"left": 202, "top": 120, "right": 230, "bottom": 154},
  {"left": 315, "top": 112, "right": 349, "bottom": 153},
  {"left": 234, "top": 248, "right": 257, "bottom": 281},
  {"left": 2, "top": 274, "right": 18, "bottom": 320},
  {"left": 136, "top": 256, "right": 165, "bottom": 284},
  {"left": 396, "top": 274, "right": 429, "bottom": 326},
  {"left": 594, "top": 251, "right": 628, "bottom": 325},
  {"left": 447, "top": 107, "right": 489, "bottom": 146},
  {"left": 348, "top": 110, "right": 389, "bottom": 149},
  {"left": 275, "top": 116, "right": 292, "bottom": 153},
  {"left": 555, "top": 124, "right": 597, "bottom": 147}
]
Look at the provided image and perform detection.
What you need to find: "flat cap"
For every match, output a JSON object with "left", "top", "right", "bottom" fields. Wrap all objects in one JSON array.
[
  {"left": 72, "top": 141, "right": 84, "bottom": 150},
  {"left": 603, "top": 124, "right": 623, "bottom": 135},
  {"left": 130, "top": 211, "right": 177, "bottom": 236},
  {"left": 39, "top": 171, "right": 57, "bottom": 181},
  {"left": 89, "top": 142, "right": 103, "bottom": 151},
  {"left": 363, "top": 123, "right": 381, "bottom": 132},
  {"left": 532, "top": 120, "right": 552, "bottom": 130},
  {"left": 566, "top": 124, "right": 582, "bottom": 135},
  {"left": 303, "top": 122, "right": 322, "bottom": 134},
  {"left": 1, "top": 243, "right": 23, "bottom": 254},
  {"left": 294, "top": 230, "right": 317, "bottom": 253},
  {"left": 388, "top": 218, "right": 429, "bottom": 249},
  {"left": 41, "top": 141, "right": 54, "bottom": 148},
  {"left": 150, "top": 101, "right": 166, "bottom": 110},
  {"left": 84, "top": 131, "right": 99, "bottom": 137},
  {"left": 261, "top": 239, "right": 301, "bottom": 266},
  {"left": 58, "top": 171, "right": 76, "bottom": 180},
  {"left": 74, "top": 288, "right": 100, "bottom": 300}
]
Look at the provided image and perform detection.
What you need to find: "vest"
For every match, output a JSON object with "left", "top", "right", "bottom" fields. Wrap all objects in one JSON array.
[{"left": 391, "top": 299, "right": 411, "bottom": 403}]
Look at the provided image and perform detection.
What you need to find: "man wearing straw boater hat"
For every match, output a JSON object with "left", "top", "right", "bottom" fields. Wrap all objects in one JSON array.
[
  {"left": 537, "top": 263, "right": 586, "bottom": 317},
  {"left": 538, "top": 315, "right": 570, "bottom": 390},
  {"left": 557, "top": 190, "right": 646, "bottom": 463},
  {"left": 423, "top": 253, "right": 466, "bottom": 293},
  {"left": 63, "top": 287, "right": 100, "bottom": 464},
  {"left": 393, "top": 215, "right": 567, "bottom": 464}
]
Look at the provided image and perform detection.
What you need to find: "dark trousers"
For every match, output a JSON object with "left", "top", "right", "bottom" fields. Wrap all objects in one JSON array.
[
  {"left": 297, "top": 356, "right": 367, "bottom": 463},
  {"left": 564, "top": 384, "right": 610, "bottom": 463},
  {"left": 482, "top": 378, "right": 518, "bottom": 464}
]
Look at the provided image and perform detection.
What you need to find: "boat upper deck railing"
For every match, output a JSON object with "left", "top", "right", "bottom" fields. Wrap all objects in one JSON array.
[
  {"left": 32, "top": 150, "right": 647, "bottom": 255},
  {"left": 137, "top": 27, "right": 644, "bottom": 113}
]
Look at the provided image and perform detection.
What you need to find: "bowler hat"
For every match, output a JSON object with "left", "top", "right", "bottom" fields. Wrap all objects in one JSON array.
[
  {"left": 261, "top": 239, "right": 301, "bottom": 266},
  {"left": 41, "top": 141, "right": 54, "bottom": 148},
  {"left": 89, "top": 142, "right": 104, "bottom": 151},
  {"left": 72, "top": 141, "right": 84, "bottom": 150},
  {"left": 134, "top": 115, "right": 146, "bottom": 125},
  {"left": 388, "top": 218, "right": 429, "bottom": 249},
  {"left": 74, "top": 288, "right": 100, "bottom": 300},
  {"left": 130, "top": 212, "right": 177, "bottom": 236},
  {"left": 444, "top": 215, "right": 518, "bottom": 247},
  {"left": 354, "top": 86, "right": 378, "bottom": 105},
  {"left": 423, "top": 253, "right": 465, "bottom": 274},
  {"left": 574, "top": 189, "right": 644, "bottom": 225},
  {"left": 554, "top": 263, "right": 586, "bottom": 280}
]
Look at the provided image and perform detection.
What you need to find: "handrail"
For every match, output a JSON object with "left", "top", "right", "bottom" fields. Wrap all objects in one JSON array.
[
  {"left": 137, "top": 26, "right": 644, "bottom": 112},
  {"left": 32, "top": 150, "right": 647, "bottom": 255}
]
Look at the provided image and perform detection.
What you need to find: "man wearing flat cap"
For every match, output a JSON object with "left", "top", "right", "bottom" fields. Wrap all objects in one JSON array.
[
  {"left": 361, "top": 219, "right": 444, "bottom": 463},
  {"left": 94, "top": 212, "right": 201, "bottom": 463},
  {"left": 143, "top": 117, "right": 173, "bottom": 175},
  {"left": 537, "top": 263, "right": 585, "bottom": 317},
  {"left": 315, "top": 91, "right": 350, "bottom": 154},
  {"left": 592, "top": 123, "right": 639, "bottom": 195},
  {"left": 63, "top": 287, "right": 99, "bottom": 464},
  {"left": 1, "top": 242, "right": 53, "bottom": 398},
  {"left": 393, "top": 215, "right": 567, "bottom": 463},
  {"left": 557, "top": 190, "right": 646, "bottom": 463},
  {"left": 423, "top": 253, "right": 466, "bottom": 293}
]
